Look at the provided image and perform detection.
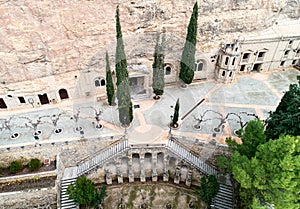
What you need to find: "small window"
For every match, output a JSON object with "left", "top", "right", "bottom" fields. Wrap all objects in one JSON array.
[
  {"left": 288, "top": 40, "right": 293, "bottom": 45},
  {"left": 292, "top": 60, "right": 297, "bottom": 65},
  {"left": 280, "top": 61, "right": 285, "bottom": 66},
  {"left": 222, "top": 71, "right": 225, "bottom": 76},
  {"left": 232, "top": 57, "right": 236, "bottom": 66},
  {"left": 296, "top": 49, "right": 300, "bottom": 55},
  {"left": 235, "top": 47, "right": 238, "bottom": 52},
  {"left": 224, "top": 57, "right": 229, "bottom": 65},
  {"left": 18, "top": 97, "right": 26, "bottom": 104},
  {"left": 95, "top": 77, "right": 105, "bottom": 87},
  {"left": 258, "top": 52, "right": 265, "bottom": 58},
  {"left": 242, "top": 53, "right": 250, "bottom": 60},
  {"left": 240, "top": 65, "right": 245, "bottom": 72},
  {"left": 165, "top": 66, "right": 171, "bottom": 75},
  {"left": 284, "top": 50, "right": 290, "bottom": 56},
  {"left": 229, "top": 72, "right": 232, "bottom": 77}
]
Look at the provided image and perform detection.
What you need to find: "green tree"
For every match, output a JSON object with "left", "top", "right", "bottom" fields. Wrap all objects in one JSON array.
[
  {"left": 105, "top": 51, "right": 115, "bottom": 106},
  {"left": 67, "top": 176, "right": 106, "bottom": 209},
  {"left": 152, "top": 29, "right": 166, "bottom": 99},
  {"left": 197, "top": 175, "right": 220, "bottom": 207},
  {"left": 231, "top": 135, "right": 300, "bottom": 209},
  {"left": 9, "top": 161, "right": 23, "bottom": 174},
  {"left": 179, "top": 2, "right": 198, "bottom": 85},
  {"left": 226, "top": 119, "right": 266, "bottom": 159},
  {"left": 265, "top": 78, "right": 300, "bottom": 140},
  {"left": 28, "top": 158, "right": 42, "bottom": 171},
  {"left": 115, "top": 5, "right": 133, "bottom": 127},
  {"left": 172, "top": 98, "right": 180, "bottom": 127}
]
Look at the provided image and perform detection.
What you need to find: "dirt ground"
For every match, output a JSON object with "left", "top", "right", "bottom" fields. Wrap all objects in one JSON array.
[{"left": 102, "top": 183, "right": 206, "bottom": 209}]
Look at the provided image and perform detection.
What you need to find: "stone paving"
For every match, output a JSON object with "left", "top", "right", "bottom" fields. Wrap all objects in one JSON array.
[{"left": 0, "top": 68, "right": 299, "bottom": 148}]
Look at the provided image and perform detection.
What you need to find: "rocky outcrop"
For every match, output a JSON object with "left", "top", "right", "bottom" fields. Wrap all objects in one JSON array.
[{"left": 0, "top": 0, "right": 298, "bottom": 83}]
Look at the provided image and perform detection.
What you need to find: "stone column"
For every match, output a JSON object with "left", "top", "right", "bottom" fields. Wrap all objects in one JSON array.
[
  {"left": 174, "top": 167, "right": 180, "bottom": 184},
  {"left": 185, "top": 171, "right": 192, "bottom": 187},
  {"left": 140, "top": 155, "right": 146, "bottom": 182},
  {"left": 105, "top": 170, "right": 112, "bottom": 185},
  {"left": 163, "top": 155, "right": 169, "bottom": 182},
  {"left": 152, "top": 153, "right": 158, "bottom": 182}
]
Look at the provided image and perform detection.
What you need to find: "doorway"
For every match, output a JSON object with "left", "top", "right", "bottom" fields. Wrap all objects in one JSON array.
[
  {"left": 252, "top": 63, "right": 262, "bottom": 72},
  {"left": 38, "top": 94, "right": 49, "bottom": 105},
  {"left": 0, "top": 98, "right": 7, "bottom": 109},
  {"left": 59, "top": 89, "right": 69, "bottom": 100}
]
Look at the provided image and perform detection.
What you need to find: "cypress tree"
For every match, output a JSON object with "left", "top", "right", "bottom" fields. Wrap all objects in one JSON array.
[
  {"left": 152, "top": 29, "right": 166, "bottom": 99},
  {"left": 105, "top": 51, "right": 115, "bottom": 106},
  {"left": 172, "top": 98, "right": 180, "bottom": 127},
  {"left": 115, "top": 5, "right": 133, "bottom": 127},
  {"left": 179, "top": 2, "right": 198, "bottom": 85}
]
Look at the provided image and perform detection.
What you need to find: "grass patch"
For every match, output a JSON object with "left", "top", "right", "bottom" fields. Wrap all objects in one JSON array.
[{"left": 127, "top": 186, "right": 137, "bottom": 209}]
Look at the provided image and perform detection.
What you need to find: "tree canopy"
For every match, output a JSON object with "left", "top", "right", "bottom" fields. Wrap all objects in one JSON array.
[
  {"left": 172, "top": 98, "right": 180, "bottom": 126},
  {"left": 231, "top": 135, "right": 300, "bottom": 209},
  {"left": 179, "top": 2, "right": 198, "bottom": 85},
  {"left": 67, "top": 176, "right": 107, "bottom": 209},
  {"left": 152, "top": 29, "right": 166, "bottom": 98},
  {"left": 197, "top": 175, "right": 220, "bottom": 207},
  {"left": 115, "top": 5, "right": 133, "bottom": 127},
  {"left": 226, "top": 119, "right": 266, "bottom": 159},
  {"left": 265, "top": 78, "right": 300, "bottom": 140},
  {"left": 105, "top": 51, "right": 115, "bottom": 106}
]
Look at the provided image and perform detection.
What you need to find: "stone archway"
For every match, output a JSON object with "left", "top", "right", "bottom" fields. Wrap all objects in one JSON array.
[{"left": 38, "top": 93, "right": 49, "bottom": 105}]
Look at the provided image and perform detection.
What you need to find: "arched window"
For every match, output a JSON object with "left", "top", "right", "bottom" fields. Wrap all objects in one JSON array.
[
  {"left": 195, "top": 60, "right": 204, "bottom": 71},
  {"left": 95, "top": 77, "right": 105, "bottom": 87},
  {"left": 224, "top": 57, "right": 229, "bottom": 66},
  {"left": 164, "top": 64, "right": 172, "bottom": 75}
]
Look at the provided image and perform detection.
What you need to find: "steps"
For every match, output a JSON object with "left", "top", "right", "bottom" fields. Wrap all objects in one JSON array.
[
  {"left": 166, "top": 138, "right": 217, "bottom": 175},
  {"left": 60, "top": 178, "right": 77, "bottom": 209},
  {"left": 212, "top": 184, "right": 233, "bottom": 209}
]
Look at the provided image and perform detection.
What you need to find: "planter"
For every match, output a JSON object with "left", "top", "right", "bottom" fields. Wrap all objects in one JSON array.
[
  {"left": 33, "top": 130, "right": 42, "bottom": 136},
  {"left": 54, "top": 128, "right": 63, "bottom": 134},
  {"left": 95, "top": 123, "right": 103, "bottom": 130},
  {"left": 10, "top": 132, "right": 20, "bottom": 139},
  {"left": 153, "top": 95, "right": 161, "bottom": 100},
  {"left": 193, "top": 124, "right": 201, "bottom": 130},
  {"left": 169, "top": 122, "right": 180, "bottom": 130}
]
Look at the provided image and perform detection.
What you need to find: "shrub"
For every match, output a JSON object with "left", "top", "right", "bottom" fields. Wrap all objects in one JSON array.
[
  {"left": 29, "top": 158, "right": 42, "bottom": 171},
  {"left": 10, "top": 161, "right": 23, "bottom": 174}
]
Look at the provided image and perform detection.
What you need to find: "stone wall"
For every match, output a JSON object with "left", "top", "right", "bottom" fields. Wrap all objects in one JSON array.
[
  {"left": 0, "top": 0, "right": 298, "bottom": 84},
  {"left": 0, "top": 188, "right": 57, "bottom": 209}
]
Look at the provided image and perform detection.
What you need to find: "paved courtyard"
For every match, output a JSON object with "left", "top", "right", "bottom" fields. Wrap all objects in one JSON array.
[{"left": 0, "top": 68, "right": 299, "bottom": 149}]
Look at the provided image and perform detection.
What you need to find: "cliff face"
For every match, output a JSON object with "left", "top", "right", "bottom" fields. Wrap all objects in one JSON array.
[{"left": 0, "top": 0, "right": 298, "bottom": 83}]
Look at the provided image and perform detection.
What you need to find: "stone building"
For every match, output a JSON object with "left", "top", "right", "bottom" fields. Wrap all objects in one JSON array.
[{"left": 0, "top": 0, "right": 300, "bottom": 110}]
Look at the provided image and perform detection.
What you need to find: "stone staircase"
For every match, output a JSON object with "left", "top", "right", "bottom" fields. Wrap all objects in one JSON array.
[
  {"left": 166, "top": 138, "right": 217, "bottom": 175},
  {"left": 59, "top": 139, "right": 129, "bottom": 209},
  {"left": 166, "top": 138, "right": 233, "bottom": 209},
  {"left": 60, "top": 178, "right": 77, "bottom": 209},
  {"left": 212, "top": 184, "right": 233, "bottom": 209}
]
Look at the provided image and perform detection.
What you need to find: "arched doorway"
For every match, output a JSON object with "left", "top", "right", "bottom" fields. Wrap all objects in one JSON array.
[
  {"left": 38, "top": 94, "right": 49, "bottom": 105},
  {"left": 59, "top": 89, "right": 69, "bottom": 100}
]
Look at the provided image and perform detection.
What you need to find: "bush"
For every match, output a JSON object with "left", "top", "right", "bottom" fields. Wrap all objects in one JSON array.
[
  {"left": 10, "top": 161, "right": 23, "bottom": 174},
  {"left": 29, "top": 158, "right": 42, "bottom": 171}
]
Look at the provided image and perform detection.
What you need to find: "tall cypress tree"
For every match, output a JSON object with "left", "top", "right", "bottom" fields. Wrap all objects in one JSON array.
[
  {"left": 152, "top": 29, "right": 166, "bottom": 99},
  {"left": 172, "top": 98, "right": 180, "bottom": 127},
  {"left": 105, "top": 51, "right": 115, "bottom": 106},
  {"left": 115, "top": 5, "right": 133, "bottom": 127},
  {"left": 179, "top": 2, "right": 198, "bottom": 85}
]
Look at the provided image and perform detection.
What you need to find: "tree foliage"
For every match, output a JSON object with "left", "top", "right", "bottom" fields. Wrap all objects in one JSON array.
[
  {"left": 105, "top": 51, "right": 115, "bottom": 106},
  {"left": 172, "top": 98, "right": 180, "bottom": 125},
  {"left": 231, "top": 135, "right": 300, "bottom": 209},
  {"left": 152, "top": 29, "right": 166, "bottom": 98},
  {"left": 179, "top": 2, "right": 198, "bottom": 85},
  {"left": 29, "top": 158, "right": 42, "bottom": 171},
  {"left": 67, "top": 176, "right": 106, "bottom": 209},
  {"left": 265, "top": 78, "right": 300, "bottom": 140},
  {"left": 197, "top": 175, "right": 220, "bottom": 207},
  {"left": 226, "top": 119, "right": 266, "bottom": 159},
  {"left": 10, "top": 161, "right": 23, "bottom": 174},
  {"left": 115, "top": 5, "right": 133, "bottom": 127}
]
